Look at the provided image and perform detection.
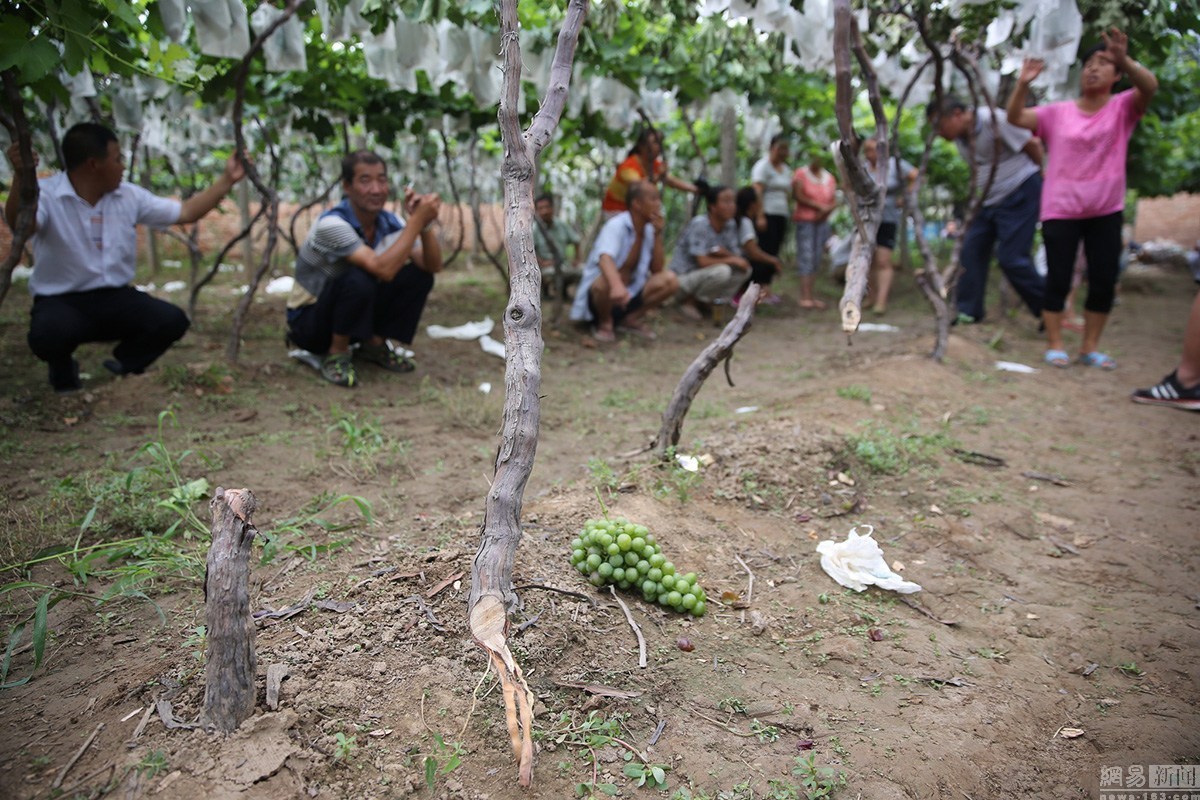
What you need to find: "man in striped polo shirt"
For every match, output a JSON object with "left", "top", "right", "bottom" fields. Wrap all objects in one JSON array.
[{"left": 286, "top": 150, "right": 442, "bottom": 387}]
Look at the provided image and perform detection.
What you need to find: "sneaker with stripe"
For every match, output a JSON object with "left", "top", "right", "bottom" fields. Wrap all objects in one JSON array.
[{"left": 1131, "top": 371, "right": 1200, "bottom": 411}]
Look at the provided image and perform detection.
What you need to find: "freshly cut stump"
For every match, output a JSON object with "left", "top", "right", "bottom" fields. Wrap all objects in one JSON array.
[{"left": 202, "top": 487, "right": 259, "bottom": 732}]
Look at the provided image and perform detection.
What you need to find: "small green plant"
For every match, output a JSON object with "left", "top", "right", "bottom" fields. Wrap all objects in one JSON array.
[
  {"left": 135, "top": 750, "right": 169, "bottom": 778},
  {"left": 847, "top": 421, "right": 956, "bottom": 475},
  {"left": 623, "top": 760, "right": 670, "bottom": 790},
  {"left": 588, "top": 457, "right": 620, "bottom": 494},
  {"left": 328, "top": 405, "right": 387, "bottom": 458},
  {"left": 423, "top": 732, "right": 464, "bottom": 791},
  {"left": 836, "top": 385, "right": 872, "bottom": 403},
  {"left": 792, "top": 754, "right": 847, "bottom": 799},
  {"left": 654, "top": 448, "right": 703, "bottom": 503},
  {"left": 182, "top": 625, "right": 207, "bottom": 660},
  {"left": 1117, "top": 662, "right": 1144, "bottom": 677},
  {"left": 159, "top": 362, "right": 230, "bottom": 393},
  {"left": 333, "top": 731, "right": 358, "bottom": 762},
  {"left": 718, "top": 697, "right": 747, "bottom": 714},
  {"left": 257, "top": 492, "right": 372, "bottom": 564},
  {"left": 750, "top": 719, "right": 781, "bottom": 742}
]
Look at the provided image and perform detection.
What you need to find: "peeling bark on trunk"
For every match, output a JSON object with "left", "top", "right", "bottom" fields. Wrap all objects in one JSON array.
[
  {"left": 655, "top": 283, "right": 761, "bottom": 459},
  {"left": 467, "top": 0, "right": 586, "bottom": 788},
  {"left": 0, "top": 69, "right": 38, "bottom": 311},
  {"left": 202, "top": 488, "right": 259, "bottom": 732}
]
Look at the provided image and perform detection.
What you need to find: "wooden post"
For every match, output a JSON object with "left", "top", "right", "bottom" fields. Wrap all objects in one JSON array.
[
  {"left": 202, "top": 487, "right": 258, "bottom": 733},
  {"left": 655, "top": 284, "right": 760, "bottom": 459}
]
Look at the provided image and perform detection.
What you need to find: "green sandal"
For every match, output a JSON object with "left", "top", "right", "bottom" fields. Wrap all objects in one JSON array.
[
  {"left": 320, "top": 353, "right": 357, "bottom": 387},
  {"left": 359, "top": 343, "right": 416, "bottom": 373}
]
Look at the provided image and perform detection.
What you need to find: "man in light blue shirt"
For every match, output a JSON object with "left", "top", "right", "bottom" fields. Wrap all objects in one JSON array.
[{"left": 570, "top": 182, "right": 677, "bottom": 342}]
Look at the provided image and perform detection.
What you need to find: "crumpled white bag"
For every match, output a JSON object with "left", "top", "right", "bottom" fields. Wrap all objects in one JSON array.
[
  {"left": 479, "top": 334, "right": 505, "bottom": 359},
  {"left": 426, "top": 318, "right": 495, "bottom": 340},
  {"left": 816, "top": 526, "right": 922, "bottom": 593}
]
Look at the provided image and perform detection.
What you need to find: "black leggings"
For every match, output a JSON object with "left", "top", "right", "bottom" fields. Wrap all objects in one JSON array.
[
  {"left": 758, "top": 214, "right": 788, "bottom": 257},
  {"left": 1042, "top": 211, "right": 1123, "bottom": 314}
]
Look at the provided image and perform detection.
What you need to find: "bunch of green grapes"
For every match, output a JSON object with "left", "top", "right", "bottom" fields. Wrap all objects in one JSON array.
[{"left": 569, "top": 518, "right": 707, "bottom": 617}]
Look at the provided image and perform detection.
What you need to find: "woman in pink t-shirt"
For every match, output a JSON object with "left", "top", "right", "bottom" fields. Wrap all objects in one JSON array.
[
  {"left": 792, "top": 155, "right": 839, "bottom": 309},
  {"left": 1007, "top": 28, "right": 1157, "bottom": 370}
]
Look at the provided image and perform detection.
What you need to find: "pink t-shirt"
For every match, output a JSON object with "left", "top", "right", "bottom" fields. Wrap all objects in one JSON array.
[
  {"left": 792, "top": 166, "right": 837, "bottom": 223},
  {"left": 1035, "top": 89, "right": 1143, "bottom": 221}
]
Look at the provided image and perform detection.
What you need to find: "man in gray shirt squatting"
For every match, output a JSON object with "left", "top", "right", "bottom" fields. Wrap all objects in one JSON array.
[
  {"left": 287, "top": 150, "right": 442, "bottom": 387},
  {"left": 929, "top": 96, "right": 1045, "bottom": 324}
]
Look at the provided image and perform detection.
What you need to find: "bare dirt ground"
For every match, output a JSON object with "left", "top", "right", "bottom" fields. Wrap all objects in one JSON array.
[{"left": 0, "top": 252, "right": 1197, "bottom": 800}]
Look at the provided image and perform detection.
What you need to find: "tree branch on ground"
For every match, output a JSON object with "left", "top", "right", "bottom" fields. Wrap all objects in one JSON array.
[{"left": 655, "top": 284, "right": 762, "bottom": 460}]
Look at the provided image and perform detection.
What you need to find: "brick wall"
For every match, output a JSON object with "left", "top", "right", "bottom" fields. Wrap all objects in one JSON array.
[{"left": 1134, "top": 193, "right": 1200, "bottom": 247}]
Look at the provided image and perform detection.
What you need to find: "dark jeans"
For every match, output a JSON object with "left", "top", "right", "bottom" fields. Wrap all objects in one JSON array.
[
  {"left": 287, "top": 262, "right": 433, "bottom": 354},
  {"left": 1042, "top": 211, "right": 1123, "bottom": 314},
  {"left": 28, "top": 286, "right": 189, "bottom": 373},
  {"left": 957, "top": 172, "right": 1044, "bottom": 320}
]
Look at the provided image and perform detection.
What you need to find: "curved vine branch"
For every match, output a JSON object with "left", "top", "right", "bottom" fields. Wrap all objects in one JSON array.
[
  {"left": 222, "top": 0, "right": 305, "bottom": 363},
  {"left": 832, "top": 0, "right": 889, "bottom": 335},
  {"left": 437, "top": 128, "right": 467, "bottom": 268}
]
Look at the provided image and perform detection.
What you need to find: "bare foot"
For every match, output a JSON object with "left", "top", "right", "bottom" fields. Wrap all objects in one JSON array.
[
  {"left": 679, "top": 300, "right": 703, "bottom": 322},
  {"left": 592, "top": 324, "right": 616, "bottom": 343}
]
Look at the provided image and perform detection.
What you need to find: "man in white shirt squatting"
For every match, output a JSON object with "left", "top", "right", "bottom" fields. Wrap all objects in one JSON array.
[
  {"left": 5, "top": 123, "right": 247, "bottom": 393},
  {"left": 570, "top": 181, "right": 677, "bottom": 343}
]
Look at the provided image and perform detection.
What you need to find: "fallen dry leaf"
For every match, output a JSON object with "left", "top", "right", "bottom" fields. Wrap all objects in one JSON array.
[
  {"left": 929, "top": 504, "right": 943, "bottom": 515},
  {"left": 1034, "top": 511, "right": 1075, "bottom": 530},
  {"left": 369, "top": 729, "right": 393, "bottom": 737},
  {"left": 1059, "top": 727, "right": 1085, "bottom": 739},
  {"left": 892, "top": 560, "right": 906, "bottom": 572}
]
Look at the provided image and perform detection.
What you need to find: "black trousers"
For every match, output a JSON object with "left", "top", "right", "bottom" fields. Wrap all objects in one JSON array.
[
  {"left": 287, "top": 263, "right": 434, "bottom": 354},
  {"left": 28, "top": 286, "right": 189, "bottom": 373},
  {"left": 1042, "top": 211, "right": 1123, "bottom": 314}
]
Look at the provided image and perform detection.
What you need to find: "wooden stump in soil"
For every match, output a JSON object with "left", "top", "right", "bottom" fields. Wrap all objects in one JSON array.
[{"left": 202, "top": 487, "right": 259, "bottom": 732}]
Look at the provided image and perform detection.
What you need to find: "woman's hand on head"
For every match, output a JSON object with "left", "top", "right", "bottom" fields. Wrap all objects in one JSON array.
[
  {"left": 1101, "top": 27, "right": 1129, "bottom": 67},
  {"left": 1019, "top": 57, "right": 1044, "bottom": 85}
]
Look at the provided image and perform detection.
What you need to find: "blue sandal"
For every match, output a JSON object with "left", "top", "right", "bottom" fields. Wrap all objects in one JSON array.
[
  {"left": 1079, "top": 351, "right": 1116, "bottom": 370},
  {"left": 1044, "top": 349, "right": 1070, "bottom": 368}
]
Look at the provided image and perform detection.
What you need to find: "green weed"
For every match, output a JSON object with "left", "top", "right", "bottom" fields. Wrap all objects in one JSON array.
[
  {"left": 847, "top": 421, "right": 956, "bottom": 475},
  {"left": 835, "top": 385, "right": 872, "bottom": 403},
  {"left": 423, "top": 732, "right": 464, "bottom": 790},
  {"left": 333, "top": 731, "right": 358, "bottom": 761},
  {"left": 135, "top": 750, "right": 169, "bottom": 778},
  {"left": 792, "top": 754, "right": 847, "bottom": 798}
]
